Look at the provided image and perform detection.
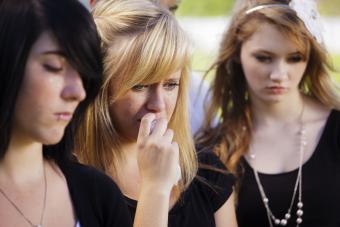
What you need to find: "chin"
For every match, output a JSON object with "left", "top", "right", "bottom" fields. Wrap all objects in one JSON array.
[{"left": 39, "top": 128, "right": 66, "bottom": 145}]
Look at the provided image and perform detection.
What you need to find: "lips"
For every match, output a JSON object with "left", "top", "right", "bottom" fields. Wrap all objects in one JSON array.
[
  {"left": 55, "top": 112, "right": 73, "bottom": 121},
  {"left": 265, "top": 86, "right": 287, "bottom": 94}
]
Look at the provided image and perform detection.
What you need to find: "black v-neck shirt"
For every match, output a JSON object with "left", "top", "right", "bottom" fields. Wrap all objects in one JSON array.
[
  {"left": 237, "top": 110, "right": 340, "bottom": 227},
  {"left": 59, "top": 161, "right": 132, "bottom": 227},
  {"left": 125, "top": 151, "right": 235, "bottom": 227}
]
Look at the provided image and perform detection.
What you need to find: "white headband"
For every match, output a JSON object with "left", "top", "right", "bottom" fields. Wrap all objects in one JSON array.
[{"left": 245, "top": 0, "right": 324, "bottom": 44}]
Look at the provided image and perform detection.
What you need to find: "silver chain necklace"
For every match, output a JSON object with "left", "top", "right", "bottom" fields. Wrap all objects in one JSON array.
[
  {"left": 0, "top": 162, "right": 47, "bottom": 227},
  {"left": 250, "top": 104, "right": 306, "bottom": 227}
]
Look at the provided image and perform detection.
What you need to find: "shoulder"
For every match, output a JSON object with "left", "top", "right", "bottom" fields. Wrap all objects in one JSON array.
[
  {"left": 61, "top": 161, "right": 119, "bottom": 191},
  {"left": 322, "top": 109, "right": 340, "bottom": 147},
  {"left": 329, "top": 109, "right": 340, "bottom": 122},
  {"left": 196, "top": 148, "right": 235, "bottom": 188},
  {"left": 59, "top": 161, "right": 132, "bottom": 227},
  {"left": 194, "top": 146, "right": 235, "bottom": 212},
  {"left": 304, "top": 98, "right": 334, "bottom": 123},
  {"left": 197, "top": 147, "right": 226, "bottom": 168}
]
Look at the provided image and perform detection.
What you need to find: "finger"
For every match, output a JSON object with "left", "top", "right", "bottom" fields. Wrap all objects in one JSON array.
[
  {"left": 171, "top": 142, "right": 181, "bottom": 184},
  {"left": 163, "top": 129, "right": 174, "bottom": 144},
  {"left": 175, "top": 164, "right": 182, "bottom": 183},
  {"left": 149, "top": 117, "right": 168, "bottom": 137},
  {"left": 171, "top": 141, "right": 179, "bottom": 163},
  {"left": 138, "top": 113, "right": 156, "bottom": 143}
]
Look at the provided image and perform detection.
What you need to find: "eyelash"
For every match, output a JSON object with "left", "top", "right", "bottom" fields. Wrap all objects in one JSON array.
[
  {"left": 43, "top": 64, "right": 63, "bottom": 73},
  {"left": 255, "top": 55, "right": 272, "bottom": 63},
  {"left": 288, "top": 55, "right": 304, "bottom": 63},
  {"left": 131, "top": 82, "right": 180, "bottom": 92},
  {"left": 254, "top": 55, "right": 304, "bottom": 64},
  {"left": 132, "top": 85, "right": 148, "bottom": 92}
]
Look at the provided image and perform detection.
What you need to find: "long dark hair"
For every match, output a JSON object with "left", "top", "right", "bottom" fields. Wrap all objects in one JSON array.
[{"left": 0, "top": 0, "right": 103, "bottom": 163}]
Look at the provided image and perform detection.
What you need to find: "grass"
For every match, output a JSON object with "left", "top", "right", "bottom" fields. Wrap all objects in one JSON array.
[
  {"left": 177, "top": 0, "right": 340, "bottom": 16},
  {"left": 331, "top": 55, "right": 340, "bottom": 82}
]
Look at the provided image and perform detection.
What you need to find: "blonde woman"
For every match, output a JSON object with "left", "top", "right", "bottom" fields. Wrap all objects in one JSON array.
[
  {"left": 197, "top": 0, "right": 340, "bottom": 226},
  {"left": 75, "top": 0, "right": 237, "bottom": 227}
]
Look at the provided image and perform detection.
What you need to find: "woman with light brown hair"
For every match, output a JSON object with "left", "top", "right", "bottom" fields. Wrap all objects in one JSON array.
[
  {"left": 74, "top": 0, "right": 237, "bottom": 227},
  {"left": 197, "top": 0, "right": 340, "bottom": 226}
]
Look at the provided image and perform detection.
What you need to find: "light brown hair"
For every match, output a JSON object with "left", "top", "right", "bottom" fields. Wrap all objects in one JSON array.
[{"left": 196, "top": 0, "right": 340, "bottom": 173}]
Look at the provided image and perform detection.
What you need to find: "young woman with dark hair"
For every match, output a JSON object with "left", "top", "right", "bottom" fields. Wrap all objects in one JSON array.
[{"left": 0, "top": 0, "right": 131, "bottom": 226}]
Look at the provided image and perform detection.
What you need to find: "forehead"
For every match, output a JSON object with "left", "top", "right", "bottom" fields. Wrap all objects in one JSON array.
[
  {"left": 242, "top": 23, "right": 302, "bottom": 54},
  {"left": 30, "top": 32, "right": 60, "bottom": 56},
  {"left": 140, "top": 69, "right": 182, "bottom": 86},
  {"left": 166, "top": 70, "right": 181, "bottom": 79}
]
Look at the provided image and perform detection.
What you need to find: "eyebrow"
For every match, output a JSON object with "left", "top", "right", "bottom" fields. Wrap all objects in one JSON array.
[
  {"left": 41, "top": 50, "right": 66, "bottom": 57},
  {"left": 253, "top": 50, "right": 301, "bottom": 55},
  {"left": 164, "top": 78, "right": 180, "bottom": 82},
  {"left": 169, "top": 5, "right": 179, "bottom": 12}
]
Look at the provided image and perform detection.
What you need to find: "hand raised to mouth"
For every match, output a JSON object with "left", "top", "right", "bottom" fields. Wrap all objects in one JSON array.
[{"left": 137, "top": 113, "right": 181, "bottom": 192}]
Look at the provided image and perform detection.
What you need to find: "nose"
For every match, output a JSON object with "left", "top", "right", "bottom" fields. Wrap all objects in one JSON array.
[
  {"left": 146, "top": 86, "right": 166, "bottom": 113},
  {"left": 270, "top": 61, "right": 288, "bottom": 82},
  {"left": 61, "top": 69, "right": 86, "bottom": 102}
]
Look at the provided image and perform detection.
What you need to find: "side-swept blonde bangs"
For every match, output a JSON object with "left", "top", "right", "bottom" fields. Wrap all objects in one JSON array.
[{"left": 75, "top": 0, "right": 197, "bottom": 192}]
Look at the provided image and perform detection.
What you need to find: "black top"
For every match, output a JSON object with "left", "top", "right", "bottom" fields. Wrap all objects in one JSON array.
[
  {"left": 125, "top": 151, "right": 235, "bottom": 227},
  {"left": 59, "top": 161, "right": 132, "bottom": 227},
  {"left": 237, "top": 110, "right": 340, "bottom": 227}
]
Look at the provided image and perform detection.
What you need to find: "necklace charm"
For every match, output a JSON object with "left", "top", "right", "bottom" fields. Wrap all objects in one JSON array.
[{"left": 251, "top": 104, "right": 306, "bottom": 227}]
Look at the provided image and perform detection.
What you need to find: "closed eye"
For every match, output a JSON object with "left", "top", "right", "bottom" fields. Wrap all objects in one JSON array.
[
  {"left": 287, "top": 54, "right": 305, "bottom": 63},
  {"left": 132, "top": 84, "right": 149, "bottom": 92},
  {"left": 163, "top": 81, "right": 180, "bottom": 91},
  {"left": 254, "top": 54, "right": 272, "bottom": 63},
  {"left": 43, "top": 64, "right": 63, "bottom": 73}
]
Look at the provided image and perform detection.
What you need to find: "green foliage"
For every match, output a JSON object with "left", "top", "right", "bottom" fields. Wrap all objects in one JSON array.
[
  {"left": 177, "top": 0, "right": 340, "bottom": 16},
  {"left": 177, "top": 0, "right": 235, "bottom": 16},
  {"left": 331, "top": 55, "right": 340, "bottom": 83},
  {"left": 319, "top": 0, "right": 340, "bottom": 16}
]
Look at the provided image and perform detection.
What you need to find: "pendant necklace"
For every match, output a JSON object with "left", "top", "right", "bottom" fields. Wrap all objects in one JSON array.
[
  {"left": 0, "top": 162, "right": 47, "bottom": 227},
  {"left": 249, "top": 104, "right": 306, "bottom": 227}
]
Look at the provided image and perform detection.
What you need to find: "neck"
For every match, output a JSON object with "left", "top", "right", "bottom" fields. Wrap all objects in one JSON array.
[
  {"left": 251, "top": 92, "right": 305, "bottom": 128},
  {"left": 0, "top": 136, "right": 44, "bottom": 185},
  {"left": 120, "top": 141, "right": 139, "bottom": 161}
]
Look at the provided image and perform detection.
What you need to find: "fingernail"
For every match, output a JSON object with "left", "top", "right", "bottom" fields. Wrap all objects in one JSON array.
[{"left": 150, "top": 119, "right": 158, "bottom": 134}]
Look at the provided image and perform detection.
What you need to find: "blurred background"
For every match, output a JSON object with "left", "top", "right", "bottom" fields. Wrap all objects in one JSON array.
[{"left": 175, "top": 0, "right": 340, "bottom": 82}]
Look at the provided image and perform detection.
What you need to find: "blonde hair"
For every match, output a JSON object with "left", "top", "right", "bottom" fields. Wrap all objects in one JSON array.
[
  {"left": 197, "top": 0, "right": 340, "bottom": 173},
  {"left": 75, "top": 0, "right": 197, "bottom": 192}
]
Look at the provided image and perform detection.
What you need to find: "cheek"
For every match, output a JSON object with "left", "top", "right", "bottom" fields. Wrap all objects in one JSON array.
[
  {"left": 110, "top": 94, "right": 145, "bottom": 122},
  {"left": 241, "top": 58, "right": 269, "bottom": 88},
  {"left": 21, "top": 63, "right": 63, "bottom": 109},
  {"left": 292, "top": 64, "right": 308, "bottom": 83},
  {"left": 241, "top": 53, "right": 256, "bottom": 81},
  {"left": 165, "top": 90, "right": 179, "bottom": 120},
  {"left": 242, "top": 63, "right": 262, "bottom": 88}
]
